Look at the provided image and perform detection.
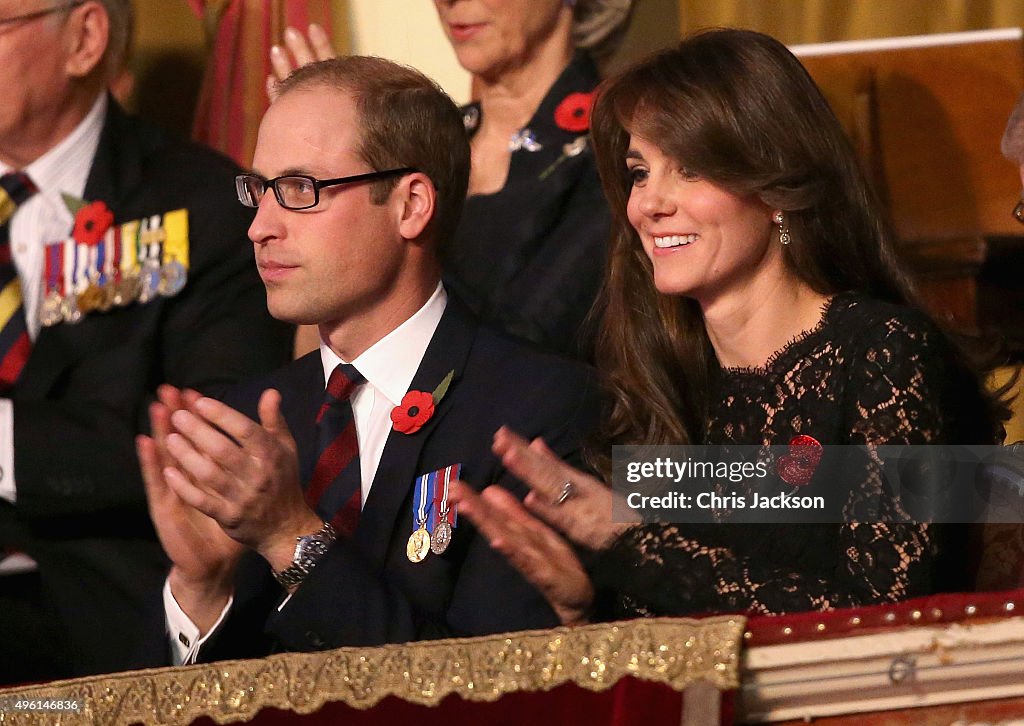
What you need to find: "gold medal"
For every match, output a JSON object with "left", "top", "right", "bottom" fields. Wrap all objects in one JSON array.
[
  {"left": 98, "top": 280, "right": 116, "bottom": 311},
  {"left": 77, "top": 283, "right": 104, "bottom": 314},
  {"left": 430, "top": 520, "right": 452, "bottom": 555},
  {"left": 406, "top": 525, "right": 431, "bottom": 563},
  {"left": 114, "top": 273, "right": 140, "bottom": 306}
]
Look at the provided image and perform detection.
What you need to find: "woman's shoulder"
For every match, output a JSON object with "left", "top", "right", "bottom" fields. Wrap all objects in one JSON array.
[
  {"left": 826, "top": 293, "right": 945, "bottom": 357},
  {"left": 829, "top": 293, "right": 998, "bottom": 443}
]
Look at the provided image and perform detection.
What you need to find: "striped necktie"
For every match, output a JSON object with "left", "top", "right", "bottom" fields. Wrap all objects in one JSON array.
[
  {"left": 305, "top": 363, "right": 365, "bottom": 536},
  {"left": 0, "top": 172, "right": 38, "bottom": 393}
]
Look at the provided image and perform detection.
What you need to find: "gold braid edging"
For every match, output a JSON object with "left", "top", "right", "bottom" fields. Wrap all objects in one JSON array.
[{"left": 0, "top": 616, "right": 744, "bottom": 726}]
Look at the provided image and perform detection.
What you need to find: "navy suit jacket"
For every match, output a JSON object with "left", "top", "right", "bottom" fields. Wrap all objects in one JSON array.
[
  {"left": 0, "top": 99, "right": 293, "bottom": 678},
  {"left": 201, "top": 296, "right": 600, "bottom": 659}
]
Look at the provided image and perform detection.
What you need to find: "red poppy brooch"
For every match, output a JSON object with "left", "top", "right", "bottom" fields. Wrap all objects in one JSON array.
[
  {"left": 554, "top": 91, "right": 595, "bottom": 133},
  {"left": 540, "top": 91, "right": 596, "bottom": 180},
  {"left": 776, "top": 435, "right": 823, "bottom": 487},
  {"left": 391, "top": 370, "right": 455, "bottom": 435},
  {"left": 66, "top": 196, "right": 114, "bottom": 247}
]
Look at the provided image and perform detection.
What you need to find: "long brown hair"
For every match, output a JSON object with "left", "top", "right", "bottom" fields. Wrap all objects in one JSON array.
[{"left": 588, "top": 28, "right": 1003, "bottom": 473}]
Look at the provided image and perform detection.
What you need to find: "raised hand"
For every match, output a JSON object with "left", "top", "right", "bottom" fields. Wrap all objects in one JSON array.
[
  {"left": 157, "top": 388, "right": 323, "bottom": 574},
  {"left": 137, "top": 385, "right": 244, "bottom": 633},
  {"left": 267, "top": 24, "right": 336, "bottom": 101},
  {"left": 448, "top": 481, "right": 594, "bottom": 625},
  {"left": 492, "top": 426, "right": 636, "bottom": 551}
]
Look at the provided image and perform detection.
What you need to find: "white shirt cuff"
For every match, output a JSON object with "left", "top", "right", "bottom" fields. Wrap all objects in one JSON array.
[
  {"left": 163, "top": 578, "right": 233, "bottom": 665},
  {"left": 0, "top": 399, "right": 16, "bottom": 504}
]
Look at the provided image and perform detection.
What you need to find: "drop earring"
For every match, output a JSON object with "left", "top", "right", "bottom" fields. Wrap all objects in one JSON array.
[{"left": 774, "top": 210, "right": 791, "bottom": 245}]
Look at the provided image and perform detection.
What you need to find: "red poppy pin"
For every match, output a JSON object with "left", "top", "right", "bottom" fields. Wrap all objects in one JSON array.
[
  {"left": 554, "top": 91, "right": 595, "bottom": 133},
  {"left": 70, "top": 200, "right": 114, "bottom": 247},
  {"left": 391, "top": 369, "right": 455, "bottom": 435},
  {"left": 776, "top": 434, "right": 823, "bottom": 487}
]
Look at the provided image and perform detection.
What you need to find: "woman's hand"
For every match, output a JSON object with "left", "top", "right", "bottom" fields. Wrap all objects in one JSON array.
[
  {"left": 448, "top": 481, "right": 594, "bottom": 625},
  {"left": 492, "top": 426, "right": 637, "bottom": 551},
  {"left": 266, "top": 24, "right": 336, "bottom": 101}
]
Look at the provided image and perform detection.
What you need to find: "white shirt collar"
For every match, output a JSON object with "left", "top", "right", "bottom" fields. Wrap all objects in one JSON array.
[
  {"left": 1, "top": 94, "right": 106, "bottom": 194},
  {"left": 319, "top": 282, "right": 448, "bottom": 406}
]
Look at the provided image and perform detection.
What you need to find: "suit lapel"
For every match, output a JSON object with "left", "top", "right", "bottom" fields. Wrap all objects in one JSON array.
[
  {"left": 355, "top": 298, "right": 478, "bottom": 570},
  {"left": 279, "top": 351, "right": 325, "bottom": 485}
]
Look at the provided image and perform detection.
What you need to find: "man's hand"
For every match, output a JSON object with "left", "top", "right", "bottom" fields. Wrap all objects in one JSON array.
[
  {"left": 158, "top": 388, "right": 322, "bottom": 574},
  {"left": 137, "top": 385, "right": 244, "bottom": 634}
]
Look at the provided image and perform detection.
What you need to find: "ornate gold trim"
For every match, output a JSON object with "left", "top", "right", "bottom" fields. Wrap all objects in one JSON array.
[{"left": 0, "top": 616, "right": 744, "bottom": 725}]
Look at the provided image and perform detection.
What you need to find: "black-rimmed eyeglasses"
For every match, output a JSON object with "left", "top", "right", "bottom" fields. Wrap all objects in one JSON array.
[
  {"left": 0, "top": 0, "right": 83, "bottom": 28},
  {"left": 1014, "top": 199, "right": 1024, "bottom": 225},
  {"left": 235, "top": 168, "right": 417, "bottom": 210}
]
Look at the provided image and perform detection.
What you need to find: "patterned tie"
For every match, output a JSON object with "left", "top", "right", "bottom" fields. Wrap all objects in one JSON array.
[
  {"left": 0, "top": 172, "right": 37, "bottom": 393},
  {"left": 305, "top": 363, "right": 365, "bottom": 536}
]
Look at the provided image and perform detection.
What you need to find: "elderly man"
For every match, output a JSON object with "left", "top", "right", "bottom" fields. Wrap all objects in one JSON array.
[
  {"left": 0, "top": 0, "right": 292, "bottom": 682},
  {"left": 139, "top": 56, "right": 598, "bottom": 663}
]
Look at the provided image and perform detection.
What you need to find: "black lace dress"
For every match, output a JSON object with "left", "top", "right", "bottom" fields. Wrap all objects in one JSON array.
[{"left": 592, "top": 294, "right": 995, "bottom": 618}]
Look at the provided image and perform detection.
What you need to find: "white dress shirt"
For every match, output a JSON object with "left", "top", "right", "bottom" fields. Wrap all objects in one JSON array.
[
  {"left": 166, "top": 283, "right": 447, "bottom": 664},
  {"left": 0, "top": 94, "right": 107, "bottom": 507}
]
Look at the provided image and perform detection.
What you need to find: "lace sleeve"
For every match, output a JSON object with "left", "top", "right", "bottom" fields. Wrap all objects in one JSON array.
[
  {"left": 845, "top": 314, "right": 948, "bottom": 445},
  {"left": 840, "top": 314, "right": 957, "bottom": 606},
  {"left": 591, "top": 313, "right": 963, "bottom": 619}
]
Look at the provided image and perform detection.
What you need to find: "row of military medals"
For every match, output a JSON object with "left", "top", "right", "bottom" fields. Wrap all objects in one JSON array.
[
  {"left": 407, "top": 464, "right": 460, "bottom": 563},
  {"left": 40, "top": 212, "right": 188, "bottom": 327}
]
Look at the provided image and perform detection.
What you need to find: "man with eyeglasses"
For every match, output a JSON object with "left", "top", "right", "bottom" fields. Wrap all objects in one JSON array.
[
  {"left": 0, "top": 0, "right": 292, "bottom": 683},
  {"left": 137, "top": 56, "right": 598, "bottom": 664}
]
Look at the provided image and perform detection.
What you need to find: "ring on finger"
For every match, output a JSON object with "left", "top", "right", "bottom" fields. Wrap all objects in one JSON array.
[{"left": 554, "top": 480, "right": 575, "bottom": 506}]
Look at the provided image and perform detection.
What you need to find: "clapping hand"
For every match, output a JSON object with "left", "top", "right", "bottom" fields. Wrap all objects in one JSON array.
[
  {"left": 137, "top": 386, "right": 244, "bottom": 633},
  {"left": 448, "top": 480, "right": 594, "bottom": 625},
  {"left": 492, "top": 426, "right": 635, "bottom": 550},
  {"left": 448, "top": 427, "right": 638, "bottom": 625}
]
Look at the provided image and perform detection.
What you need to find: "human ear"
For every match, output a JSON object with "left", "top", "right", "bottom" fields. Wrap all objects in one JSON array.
[
  {"left": 63, "top": 1, "right": 109, "bottom": 80},
  {"left": 397, "top": 173, "right": 436, "bottom": 241}
]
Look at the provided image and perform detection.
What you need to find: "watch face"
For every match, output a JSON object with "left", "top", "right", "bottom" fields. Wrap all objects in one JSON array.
[{"left": 295, "top": 536, "right": 330, "bottom": 561}]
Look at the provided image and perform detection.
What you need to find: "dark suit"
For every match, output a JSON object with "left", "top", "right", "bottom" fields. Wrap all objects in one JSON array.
[
  {"left": 199, "top": 297, "right": 599, "bottom": 660},
  {"left": 0, "top": 99, "right": 294, "bottom": 681}
]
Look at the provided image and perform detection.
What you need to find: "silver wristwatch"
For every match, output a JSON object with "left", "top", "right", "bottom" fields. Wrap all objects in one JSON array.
[{"left": 272, "top": 521, "right": 337, "bottom": 589}]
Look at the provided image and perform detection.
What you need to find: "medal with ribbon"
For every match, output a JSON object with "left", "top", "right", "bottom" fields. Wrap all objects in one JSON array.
[
  {"left": 430, "top": 464, "right": 460, "bottom": 555},
  {"left": 407, "top": 471, "right": 433, "bottom": 563},
  {"left": 39, "top": 243, "right": 64, "bottom": 327},
  {"left": 39, "top": 199, "right": 190, "bottom": 326},
  {"left": 60, "top": 241, "right": 82, "bottom": 324}
]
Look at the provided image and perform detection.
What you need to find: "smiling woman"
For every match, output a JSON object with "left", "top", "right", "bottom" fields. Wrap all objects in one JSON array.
[
  {"left": 451, "top": 28, "right": 1011, "bottom": 624},
  {"left": 623, "top": 137, "right": 780, "bottom": 306}
]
